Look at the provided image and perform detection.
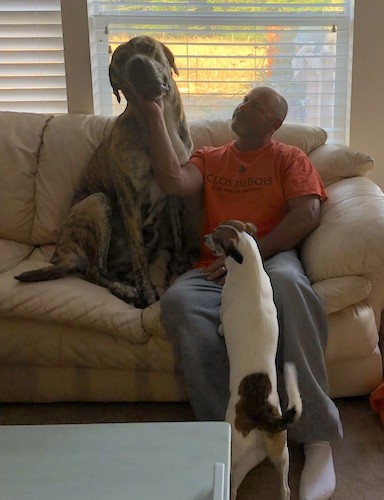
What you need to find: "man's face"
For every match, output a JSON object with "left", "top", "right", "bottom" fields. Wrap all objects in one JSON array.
[{"left": 231, "top": 88, "right": 277, "bottom": 139}]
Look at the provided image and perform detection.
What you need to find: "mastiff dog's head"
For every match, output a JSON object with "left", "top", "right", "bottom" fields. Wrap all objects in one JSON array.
[{"left": 109, "top": 35, "right": 180, "bottom": 103}]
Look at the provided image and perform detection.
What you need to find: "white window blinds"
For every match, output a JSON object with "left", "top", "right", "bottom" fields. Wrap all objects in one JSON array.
[
  {"left": 0, "top": 0, "right": 67, "bottom": 113},
  {"left": 88, "top": 0, "right": 353, "bottom": 143}
]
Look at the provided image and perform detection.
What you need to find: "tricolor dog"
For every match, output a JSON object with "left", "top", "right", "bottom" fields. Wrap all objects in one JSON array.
[{"left": 204, "top": 220, "right": 302, "bottom": 500}]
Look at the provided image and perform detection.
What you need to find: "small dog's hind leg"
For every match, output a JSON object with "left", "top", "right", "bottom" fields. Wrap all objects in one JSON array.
[
  {"left": 231, "top": 444, "right": 267, "bottom": 498},
  {"left": 263, "top": 431, "right": 291, "bottom": 500}
]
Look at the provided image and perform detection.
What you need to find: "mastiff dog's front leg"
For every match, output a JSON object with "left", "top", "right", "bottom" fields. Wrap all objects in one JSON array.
[{"left": 118, "top": 190, "right": 159, "bottom": 308}]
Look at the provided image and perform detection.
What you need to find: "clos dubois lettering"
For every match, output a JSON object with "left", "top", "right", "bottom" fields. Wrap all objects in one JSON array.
[{"left": 207, "top": 174, "right": 272, "bottom": 188}]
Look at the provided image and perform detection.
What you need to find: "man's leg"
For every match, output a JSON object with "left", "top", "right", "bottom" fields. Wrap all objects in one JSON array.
[
  {"left": 264, "top": 249, "right": 343, "bottom": 500},
  {"left": 160, "top": 268, "right": 229, "bottom": 421},
  {"left": 264, "top": 249, "right": 342, "bottom": 442}
]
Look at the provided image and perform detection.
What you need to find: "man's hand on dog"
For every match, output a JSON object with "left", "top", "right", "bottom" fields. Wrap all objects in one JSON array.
[
  {"left": 136, "top": 93, "right": 164, "bottom": 118},
  {"left": 205, "top": 256, "right": 227, "bottom": 285}
]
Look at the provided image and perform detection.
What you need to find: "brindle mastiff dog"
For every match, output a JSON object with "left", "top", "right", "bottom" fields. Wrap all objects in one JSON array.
[{"left": 15, "top": 36, "right": 193, "bottom": 308}]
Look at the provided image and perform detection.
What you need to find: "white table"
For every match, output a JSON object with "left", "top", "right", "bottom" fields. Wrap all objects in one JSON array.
[{"left": 0, "top": 421, "right": 231, "bottom": 500}]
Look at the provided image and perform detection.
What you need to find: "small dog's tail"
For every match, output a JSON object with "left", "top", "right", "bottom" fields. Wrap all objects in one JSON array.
[
  {"left": 283, "top": 361, "right": 302, "bottom": 423},
  {"left": 235, "top": 363, "right": 302, "bottom": 435},
  {"left": 15, "top": 264, "right": 75, "bottom": 283}
]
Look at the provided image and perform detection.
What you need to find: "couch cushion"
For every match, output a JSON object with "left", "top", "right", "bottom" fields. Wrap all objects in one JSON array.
[
  {"left": 0, "top": 260, "right": 148, "bottom": 343},
  {"left": 273, "top": 122, "right": 327, "bottom": 155},
  {"left": 301, "top": 177, "right": 384, "bottom": 282},
  {"left": 309, "top": 144, "right": 374, "bottom": 187},
  {"left": 32, "top": 114, "right": 116, "bottom": 245},
  {"left": 0, "top": 242, "right": 171, "bottom": 343},
  {"left": 0, "top": 239, "right": 33, "bottom": 274},
  {"left": 190, "top": 118, "right": 327, "bottom": 155},
  {"left": 325, "top": 303, "right": 378, "bottom": 363},
  {"left": 312, "top": 276, "right": 371, "bottom": 314},
  {"left": 0, "top": 111, "right": 53, "bottom": 244}
]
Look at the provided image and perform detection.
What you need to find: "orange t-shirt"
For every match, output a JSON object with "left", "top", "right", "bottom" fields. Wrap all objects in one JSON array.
[{"left": 190, "top": 139, "right": 327, "bottom": 267}]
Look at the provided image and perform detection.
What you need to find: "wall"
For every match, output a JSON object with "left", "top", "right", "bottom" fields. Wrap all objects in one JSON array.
[
  {"left": 60, "top": 0, "right": 93, "bottom": 114},
  {"left": 350, "top": 0, "right": 384, "bottom": 189}
]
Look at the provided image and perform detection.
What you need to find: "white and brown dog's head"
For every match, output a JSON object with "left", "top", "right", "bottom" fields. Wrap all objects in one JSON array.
[
  {"left": 109, "top": 35, "right": 179, "bottom": 103},
  {"left": 204, "top": 220, "right": 257, "bottom": 264}
]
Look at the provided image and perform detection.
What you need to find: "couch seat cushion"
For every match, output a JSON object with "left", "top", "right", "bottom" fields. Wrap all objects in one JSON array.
[
  {"left": 0, "top": 261, "right": 147, "bottom": 343},
  {"left": 0, "top": 239, "right": 33, "bottom": 274}
]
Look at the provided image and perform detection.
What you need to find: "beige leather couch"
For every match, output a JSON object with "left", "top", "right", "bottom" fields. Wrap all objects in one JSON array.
[{"left": 0, "top": 111, "right": 383, "bottom": 403}]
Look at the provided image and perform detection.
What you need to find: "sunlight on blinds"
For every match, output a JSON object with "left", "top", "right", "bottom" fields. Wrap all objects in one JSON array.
[
  {"left": 88, "top": 0, "right": 353, "bottom": 143},
  {"left": 0, "top": 0, "right": 67, "bottom": 113}
]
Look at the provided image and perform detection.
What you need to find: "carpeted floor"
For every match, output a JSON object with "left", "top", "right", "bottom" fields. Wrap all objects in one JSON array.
[{"left": 0, "top": 396, "right": 382, "bottom": 499}]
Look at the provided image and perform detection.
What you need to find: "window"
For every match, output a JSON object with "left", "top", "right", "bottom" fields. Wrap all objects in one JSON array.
[
  {"left": 0, "top": 0, "right": 67, "bottom": 113},
  {"left": 88, "top": 0, "right": 353, "bottom": 143}
]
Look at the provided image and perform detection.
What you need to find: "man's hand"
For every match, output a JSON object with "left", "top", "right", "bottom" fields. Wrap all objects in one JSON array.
[
  {"left": 136, "top": 93, "right": 164, "bottom": 118},
  {"left": 205, "top": 256, "right": 227, "bottom": 285}
]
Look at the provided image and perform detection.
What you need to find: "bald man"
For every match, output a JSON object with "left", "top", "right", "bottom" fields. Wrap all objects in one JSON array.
[{"left": 139, "top": 86, "right": 343, "bottom": 500}]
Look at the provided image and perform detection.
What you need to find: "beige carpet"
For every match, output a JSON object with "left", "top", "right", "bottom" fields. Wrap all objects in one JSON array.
[{"left": 1, "top": 396, "right": 383, "bottom": 499}]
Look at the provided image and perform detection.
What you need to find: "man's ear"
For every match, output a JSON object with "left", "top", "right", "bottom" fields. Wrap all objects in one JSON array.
[
  {"left": 271, "top": 118, "right": 283, "bottom": 134},
  {"left": 223, "top": 240, "right": 243, "bottom": 264}
]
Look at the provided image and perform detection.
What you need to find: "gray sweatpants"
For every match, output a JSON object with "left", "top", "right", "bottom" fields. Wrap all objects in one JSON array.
[{"left": 160, "top": 249, "right": 343, "bottom": 443}]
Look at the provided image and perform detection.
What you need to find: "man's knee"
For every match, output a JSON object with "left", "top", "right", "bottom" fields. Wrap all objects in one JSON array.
[
  {"left": 266, "top": 257, "right": 324, "bottom": 319},
  {"left": 268, "top": 265, "right": 309, "bottom": 297},
  {"left": 160, "top": 281, "right": 188, "bottom": 320}
]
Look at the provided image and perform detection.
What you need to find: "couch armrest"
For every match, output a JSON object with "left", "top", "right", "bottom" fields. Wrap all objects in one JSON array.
[
  {"left": 312, "top": 276, "right": 371, "bottom": 314},
  {"left": 309, "top": 144, "right": 374, "bottom": 187},
  {"left": 301, "top": 177, "right": 384, "bottom": 282}
]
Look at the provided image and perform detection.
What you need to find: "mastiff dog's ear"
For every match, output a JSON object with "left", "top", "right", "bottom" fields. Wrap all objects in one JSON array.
[
  {"left": 109, "top": 64, "right": 121, "bottom": 103},
  {"left": 160, "top": 42, "right": 179, "bottom": 76}
]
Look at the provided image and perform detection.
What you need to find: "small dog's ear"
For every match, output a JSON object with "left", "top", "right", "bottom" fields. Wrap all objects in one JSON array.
[
  {"left": 245, "top": 222, "right": 257, "bottom": 238},
  {"left": 109, "top": 65, "right": 121, "bottom": 103},
  {"left": 161, "top": 42, "right": 179, "bottom": 76},
  {"left": 223, "top": 241, "right": 243, "bottom": 264}
]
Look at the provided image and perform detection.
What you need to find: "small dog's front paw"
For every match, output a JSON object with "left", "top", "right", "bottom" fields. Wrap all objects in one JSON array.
[{"left": 218, "top": 324, "right": 224, "bottom": 336}]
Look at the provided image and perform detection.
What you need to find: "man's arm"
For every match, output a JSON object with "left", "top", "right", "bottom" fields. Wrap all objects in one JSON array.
[
  {"left": 258, "top": 194, "right": 321, "bottom": 260},
  {"left": 139, "top": 98, "right": 203, "bottom": 197}
]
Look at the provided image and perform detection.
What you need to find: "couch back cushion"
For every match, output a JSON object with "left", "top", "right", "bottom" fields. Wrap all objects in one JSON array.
[
  {"left": 0, "top": 112, "right": 53, "bottom": 243},
  {"left": 33, "top": 114, "right": 116, "bottom": 244},
  {"left": 190, "top": 118, "right": 328, "bottom": 155},
  {"left": 0, "top": 111, "right": 375, "bottom": 248}
]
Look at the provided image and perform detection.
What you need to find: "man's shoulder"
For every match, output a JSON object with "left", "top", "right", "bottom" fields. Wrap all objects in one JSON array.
[
  {"left": 270, "top": 139, "right": 310, "bottom": 162},
  {"left": 190, "top": 141, "right": 234, "bottom": 163},
  {"left": 198, "top": 141, "right": 234, "bottom": 154},
  {"left": 271, "top": 139, "right": 306, "bottom": 155}
]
